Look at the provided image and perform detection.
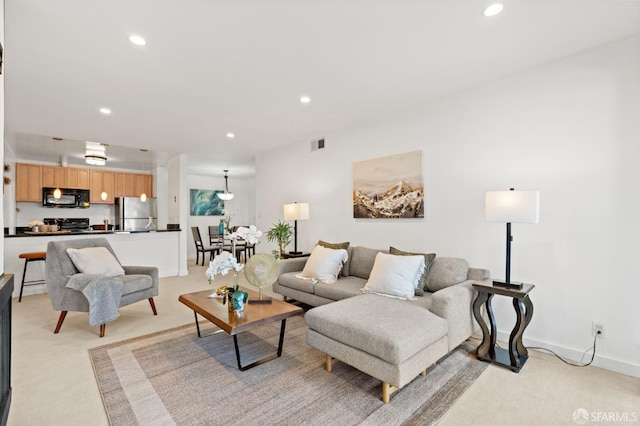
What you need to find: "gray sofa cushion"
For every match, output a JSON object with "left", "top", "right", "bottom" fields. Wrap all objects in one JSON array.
[
  {"left": 349, "top": 246, "right": 387, "bottom": 279},
  {"left": 305, "top": 294, "right": 448, "bottom": 365},
  {"left": 278, "top": 271, "right": 317, "bottom": 293},
  {"left": 425, "top": 257, "right": 469, "bottom": 292},
  {"left": 314, "top": 276, "right": 366, "bottom": 301}
]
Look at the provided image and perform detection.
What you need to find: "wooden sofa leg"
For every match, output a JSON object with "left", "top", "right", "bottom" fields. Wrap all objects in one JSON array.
[
  {"left": 420, "top": 370, "right": 427, "bottom": 376},
  {"left": 382, "top": 382, "right": 398, "bottom": 404},
  {"left": 148, "top": 298, "right": 158, "bottom": 315},
  {"left": 325, "top": 354, "right": 332, "bottom": 372},
  {"left": 99, "top": 324, "right": 106, "bottom": 338},
  {"left": 54, "top": 311, "right": 68, "bottom": 334}
]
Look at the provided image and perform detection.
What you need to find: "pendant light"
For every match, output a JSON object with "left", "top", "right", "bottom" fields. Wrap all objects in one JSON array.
[
  {"left": 140, "top": 154, "right": 149, "bottom": 202},
  {"left": 217, "top": 169, "right": 234, "bottom": 201},
  {"left": 53, "top": 138, "right": 62, "bottom": 199}
]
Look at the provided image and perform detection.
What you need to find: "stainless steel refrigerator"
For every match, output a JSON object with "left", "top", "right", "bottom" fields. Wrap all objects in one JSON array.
[{"left": 115, "top": 197, "right": 157, "bottom": 231}]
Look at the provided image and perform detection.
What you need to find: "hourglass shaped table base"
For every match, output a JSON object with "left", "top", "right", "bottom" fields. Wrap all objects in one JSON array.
[{"left": 472, "top": 282, "right": 535, "bottom": 373}]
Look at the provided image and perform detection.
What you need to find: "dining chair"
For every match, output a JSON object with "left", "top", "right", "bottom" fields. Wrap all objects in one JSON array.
[{"left": 191, "top": 227, "right": 219, "bottom": 266}]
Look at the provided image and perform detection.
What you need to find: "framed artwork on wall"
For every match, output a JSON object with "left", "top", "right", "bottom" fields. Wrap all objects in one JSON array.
[
  {"left": 353, "top": 150, "right": 424, "bottom": 218},
  {"left": 190, "top": 189, "right": 224, "bottom": 216}
]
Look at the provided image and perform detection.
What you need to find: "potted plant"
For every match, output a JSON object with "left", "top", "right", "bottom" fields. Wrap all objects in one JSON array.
[{"left": 266, "top": 220, "right": 293, "bottom": 258}]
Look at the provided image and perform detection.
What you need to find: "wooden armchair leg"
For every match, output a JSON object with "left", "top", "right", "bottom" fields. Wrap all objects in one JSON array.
[
  {"left": 148, "top": 298, "right": 158, "bottom": 315},
  {"left": 54, "top": 311, "right": 68, "bottom": 334},
  {"left": 99, "top": 324, "right": 106, "bottom": 338}
]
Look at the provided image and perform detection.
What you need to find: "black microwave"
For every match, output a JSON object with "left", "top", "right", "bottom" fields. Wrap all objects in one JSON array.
[{"left": 42, "top": 188, "right": 91, "bottom": 208}]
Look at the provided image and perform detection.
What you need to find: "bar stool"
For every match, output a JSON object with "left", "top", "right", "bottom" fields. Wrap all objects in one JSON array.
[{"left": 18, "top": 251, "right": 47, "bottom": 302}]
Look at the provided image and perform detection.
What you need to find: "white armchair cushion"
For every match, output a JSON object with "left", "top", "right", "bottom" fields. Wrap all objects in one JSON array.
[
  {"left": 362, "top": 252, "right": 425, "bottom": 299},
  {"left": 66, "top": 247, "right": 125, "bottom": 277}
]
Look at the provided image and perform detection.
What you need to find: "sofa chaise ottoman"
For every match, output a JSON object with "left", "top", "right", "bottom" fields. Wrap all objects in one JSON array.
[{"left": 306, "top": 294, "right": 449, "bottom": 403}]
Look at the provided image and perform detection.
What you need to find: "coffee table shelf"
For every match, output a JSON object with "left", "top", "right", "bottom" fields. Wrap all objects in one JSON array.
[{"left": 179, "top": 289, "right": 303, "bottom": 370}]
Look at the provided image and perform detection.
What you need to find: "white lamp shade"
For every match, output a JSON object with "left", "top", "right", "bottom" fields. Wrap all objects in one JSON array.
[
  {"left": 485, "top": 190, "right": 540, "bottom": 223},
  {"left": 283, "top": 203, "right": 310, "bottom": 221}
]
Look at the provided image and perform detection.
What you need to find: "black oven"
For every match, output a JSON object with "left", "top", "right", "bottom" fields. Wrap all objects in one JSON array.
[{"left": 42, "top": 188, "right": 90, "bottom": 208}]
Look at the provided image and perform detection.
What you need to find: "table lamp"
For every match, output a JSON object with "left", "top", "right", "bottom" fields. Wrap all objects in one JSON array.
[
  {"left": 485, "top": 188, "right": 540, "bottom": 289},
  {"left": 283, "top": 202, "right": 309, "bottom": 255}
]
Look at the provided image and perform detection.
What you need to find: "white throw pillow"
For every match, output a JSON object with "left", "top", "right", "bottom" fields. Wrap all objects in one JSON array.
[
  {"left": 299, "top": 245, "right": 348, "bottom": 284},
  {"left": 362, "top": 252, "right": 425, "bottom": 299},
  {"left": 66, "top": 247, "right": 125, "bottom": 277}
]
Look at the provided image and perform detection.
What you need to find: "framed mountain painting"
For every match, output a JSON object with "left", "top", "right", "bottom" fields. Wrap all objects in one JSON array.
[{"left": 353, "top": 150, "right": 424, "bottom": 218}]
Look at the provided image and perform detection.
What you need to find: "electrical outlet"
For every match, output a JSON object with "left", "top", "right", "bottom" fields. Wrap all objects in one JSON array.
[{"left": 592, "top": 322, "right": 605, "bottom": 338}]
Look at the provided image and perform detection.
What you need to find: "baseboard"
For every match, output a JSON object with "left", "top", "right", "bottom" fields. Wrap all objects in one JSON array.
[{"left": 496, "top": 330, "right": 640, "bottom": 378}]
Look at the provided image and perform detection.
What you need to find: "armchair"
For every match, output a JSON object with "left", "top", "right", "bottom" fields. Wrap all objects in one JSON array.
[{"left": 45, "top": 238, "right": 158, "bottom": 337}]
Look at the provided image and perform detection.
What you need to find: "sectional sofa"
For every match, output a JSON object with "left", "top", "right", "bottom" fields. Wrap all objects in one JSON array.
[{"left": 274, "top": 244, "right": 490, "bottom": 403}]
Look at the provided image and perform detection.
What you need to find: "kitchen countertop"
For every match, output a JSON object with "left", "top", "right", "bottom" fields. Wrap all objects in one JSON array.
[{"left": 5, "top": 229, "right": 181, "bottom": 238}]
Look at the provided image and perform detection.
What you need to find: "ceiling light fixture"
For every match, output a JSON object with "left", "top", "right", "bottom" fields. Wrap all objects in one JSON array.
[
  {"left": 226, "top": 132, "right": 235, "bottom": 139},
  {"left": 482, "top": 2, "right": 504, "bottom": 17},
  {"left": 300, "top": 95, "right": 311, "bottom": 104},
  {"left": 85, "top": 154, "right": 107, "bottom": 166},
  {"left": 85, "top": 141, "right": 107, "bottom": 166},
  {"left": 99, "top": 107, "right": 112, "bottom": 115},
  {"left": 129, "top": 35, "right": 146, "bottom": 46},
  {"left": 217, "top": 170, "right": 234, "bottom": 201}
]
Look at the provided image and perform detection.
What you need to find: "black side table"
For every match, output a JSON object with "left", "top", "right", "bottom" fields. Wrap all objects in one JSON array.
[{"left": 472, "top": 282, "right": 534, "bottom": 372}]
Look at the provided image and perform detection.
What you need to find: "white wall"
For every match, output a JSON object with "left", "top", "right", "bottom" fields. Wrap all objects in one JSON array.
[
  {"left": 0, "top": 4, "right": 5, "bottom": 273},
  {"left": 186, "top": 173, "right": 256, "bottom": 261},
  {"left": 256, "top": 35, "right": 640, "bottom": 377}
]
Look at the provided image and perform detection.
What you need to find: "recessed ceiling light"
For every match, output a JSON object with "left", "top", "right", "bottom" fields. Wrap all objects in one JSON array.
[
  {"left": 129, "top": 35, "right": 146, "bottom": 46},
  {"left": 300, "top": 95, "right": 311, "bottom": 104},
  {"left": 482, "top": 3, "right": 504, "bottom": 17},
  {"left": 99, "top": 107, "right": 111, "bottom": 115},
  {"left": 226, "top": 132, "right": 235, "bottom": 139}
]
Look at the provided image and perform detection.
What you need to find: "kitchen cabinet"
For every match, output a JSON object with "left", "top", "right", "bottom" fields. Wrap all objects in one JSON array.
[
  {"left": 115, "top": 172, "right": 134, "bottom": 198},
  {"left": 90, "top": 170, "right": 115, "bottom": 204},
  {"left": 134, "top": 173, "right": 153, "bottom": 198},
  {"left": 65, "top": 167, "right": 91, "bottom": 189},
  {"left": 15, "top": 163, "right": 42, "bottom": 202},
  {"left": 15, "top": 163, "right": 152, "bottom": 203},
  {"left": 116, "top": 172, "right": 152, "bottom": 198},
  {"left": 41, "top": 165, "right": 67, "bottom": 188}
]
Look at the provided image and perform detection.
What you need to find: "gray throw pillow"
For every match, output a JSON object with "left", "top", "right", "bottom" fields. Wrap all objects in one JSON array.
[
  {"left": 390, "top": 247, "right": 436, "bottom": 296},
  {"left": 425, "top": 258, "right": 469, "bottom": 292}
]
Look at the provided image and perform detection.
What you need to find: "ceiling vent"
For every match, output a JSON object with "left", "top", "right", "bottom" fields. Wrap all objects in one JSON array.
[{"left": 311, "top": 138, "right": 325, "bottom": 151}]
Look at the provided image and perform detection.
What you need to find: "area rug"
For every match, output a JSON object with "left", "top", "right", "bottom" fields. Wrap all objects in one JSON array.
[{"left": 89, "top": 315, "right": 487, "bottom": 426}]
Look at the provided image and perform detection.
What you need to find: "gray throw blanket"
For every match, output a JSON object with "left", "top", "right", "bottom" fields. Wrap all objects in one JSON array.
[{"left": 66, "top": 274, "right": 124, "bottom": 327}]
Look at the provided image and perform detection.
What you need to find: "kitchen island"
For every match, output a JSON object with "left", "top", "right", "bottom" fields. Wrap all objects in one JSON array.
[{"left": 5, "top": 229, "right": 182, "bottom": 299}]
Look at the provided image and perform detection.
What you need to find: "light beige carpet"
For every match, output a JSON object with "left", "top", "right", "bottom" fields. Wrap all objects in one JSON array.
[{"left": 90, "top": 315, "right": 488, "bottom": 426}]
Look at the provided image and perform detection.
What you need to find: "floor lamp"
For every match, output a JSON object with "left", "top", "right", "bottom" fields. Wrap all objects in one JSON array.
[
  {"left": 485, "top": 188, "right": 540, "bottom": 290},
  {"left": 283, "top": 202, "right": 310, "bottom": 255}
]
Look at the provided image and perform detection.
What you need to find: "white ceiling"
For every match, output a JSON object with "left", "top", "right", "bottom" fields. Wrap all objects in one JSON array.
[{"left": 4, "top": 0, "right": 640, "bottom": 176}]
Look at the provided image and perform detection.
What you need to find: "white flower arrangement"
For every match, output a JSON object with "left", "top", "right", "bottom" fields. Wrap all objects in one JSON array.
[
  {"left": 205, "top": 252, "right": 244, "bottom": 284},
  {"left": 232, "top": 225, "right": 263, "bottom": 245},
  {"left": 222, "top": 210, "right": 236, "bottom": 231},
  {"left": 28, "top": 220, "right": 44, "bottom": 227}
]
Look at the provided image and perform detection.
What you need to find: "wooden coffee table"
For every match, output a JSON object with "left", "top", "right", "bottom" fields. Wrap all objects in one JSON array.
[{"left": 178, "top": 289, "right": 303, "bottom": 371}]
